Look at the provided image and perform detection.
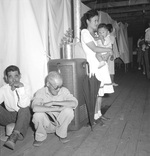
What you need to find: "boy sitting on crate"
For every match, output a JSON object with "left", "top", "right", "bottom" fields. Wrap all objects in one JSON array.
[{"left": 31, "top": 71, "right": 78, "bottom": 147}]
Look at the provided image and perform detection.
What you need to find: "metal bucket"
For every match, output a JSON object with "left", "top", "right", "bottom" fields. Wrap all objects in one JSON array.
[{"left": 63, "top": 44, "right": 74, "bottom": 59}]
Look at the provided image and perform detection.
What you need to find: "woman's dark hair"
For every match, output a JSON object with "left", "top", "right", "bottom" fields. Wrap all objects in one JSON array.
[
  {"left": 106, "top": 24, "right": 113, "bottom": 33},
  {"left": 80, "top": 9, "right": 98, "bottom": 30},
  {"left": 98, "top": 23, "right": 108, "bottom": 30},
  {"left": 4, "top": 65, "right": 21, "bottom": 76}
]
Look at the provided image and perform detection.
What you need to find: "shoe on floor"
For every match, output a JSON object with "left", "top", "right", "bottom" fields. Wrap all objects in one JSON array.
[
  {"left": 4, "top": 131, "right": 19, "bottom": 150},
  {"left": 98, "top": 110, "right": 102, "bottom": 117},
  {"left": 100, "top": 116, "right": 110, "bottom": 121},
  {"left": 99, "top": 119, "right": 105, "bottom": 126},
  {"left": 33, "top": 140, "right": 44, "bottom": 147},
  {"left": 59, "top": 137, "right": 70, "bottom": 143},
  {"left": 94, "top": 113, "right": 100, "bottom": 120},
  {"left": 94, "top": 118, "right": 105, "bottom": 126}
]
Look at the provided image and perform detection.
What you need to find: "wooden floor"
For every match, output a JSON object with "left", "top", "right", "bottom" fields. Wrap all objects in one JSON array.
[{"left": 0, "top": 66, "right": 150, "bottom": 156}]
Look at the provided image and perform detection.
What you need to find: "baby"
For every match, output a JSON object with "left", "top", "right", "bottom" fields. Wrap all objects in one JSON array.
[{"left": 95, "top": 23, "right": 114, "bottom": 68}]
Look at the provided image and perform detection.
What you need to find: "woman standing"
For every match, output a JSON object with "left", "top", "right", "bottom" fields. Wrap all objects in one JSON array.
[{"left": 80, "top": 10, "right": 114, "bottom": 124}]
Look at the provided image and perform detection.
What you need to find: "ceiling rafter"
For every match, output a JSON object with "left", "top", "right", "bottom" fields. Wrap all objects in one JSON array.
[
  {"left": 100, "top": 4, "right": 150, "bottom": 14},
  {"left": 82, "top": 0, "right": 150, "bottom": 9}
]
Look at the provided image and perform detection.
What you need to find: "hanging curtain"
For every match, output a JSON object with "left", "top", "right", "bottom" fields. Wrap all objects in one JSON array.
[
  {"left": 47, "top": 0, "right": 71, "bottom": 59},
  {"left": 117, "top": 22, "right": 130, "bottom": 64},
  {"left": 0, "top": 0, "right": 72, "bottom": 95}
]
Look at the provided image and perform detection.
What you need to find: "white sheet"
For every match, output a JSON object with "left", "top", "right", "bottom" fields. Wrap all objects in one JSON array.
[{"left": 0, "top": 0, "right": 71, "bottom": 95}]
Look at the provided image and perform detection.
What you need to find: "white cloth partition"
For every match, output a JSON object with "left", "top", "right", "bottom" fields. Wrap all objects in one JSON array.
[
  {"left": 117, "top": 22, "right": 130, "bottom": 63},
  {"left": 74, "top": 2, "right": 90, "bottom": 59},
  {"left": 0, "top": 0, "right": 71, "bottom": 95},
  {"left": 48, "top": 0, "right": 71, "bottom": 59}
]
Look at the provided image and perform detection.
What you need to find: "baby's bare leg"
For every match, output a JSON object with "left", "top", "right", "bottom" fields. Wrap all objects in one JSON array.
[
  {"left": 96, "top": 53, "right": 103, "bottom": 62},
  {"left": 95, "top": 53, "right": 105, "bottom": 68}
]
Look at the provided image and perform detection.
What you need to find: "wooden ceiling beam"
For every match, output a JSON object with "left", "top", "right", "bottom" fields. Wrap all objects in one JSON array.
[
  {"left": 86, "top": 0, "right": 150, "bottom": 9},
  {"left": 112, "top": 15, "right": 150, "bottom": 23},
  {"left": 109, "top": 11, "right": 150, "bottom": 18},
  {"left": 100, "top": 4, "right": 150, "bottom": 14}
]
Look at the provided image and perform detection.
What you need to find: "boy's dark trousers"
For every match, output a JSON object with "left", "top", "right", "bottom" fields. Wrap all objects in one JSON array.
[{"left": 0, "top": 104, "right": 31, "bottom": 138}]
